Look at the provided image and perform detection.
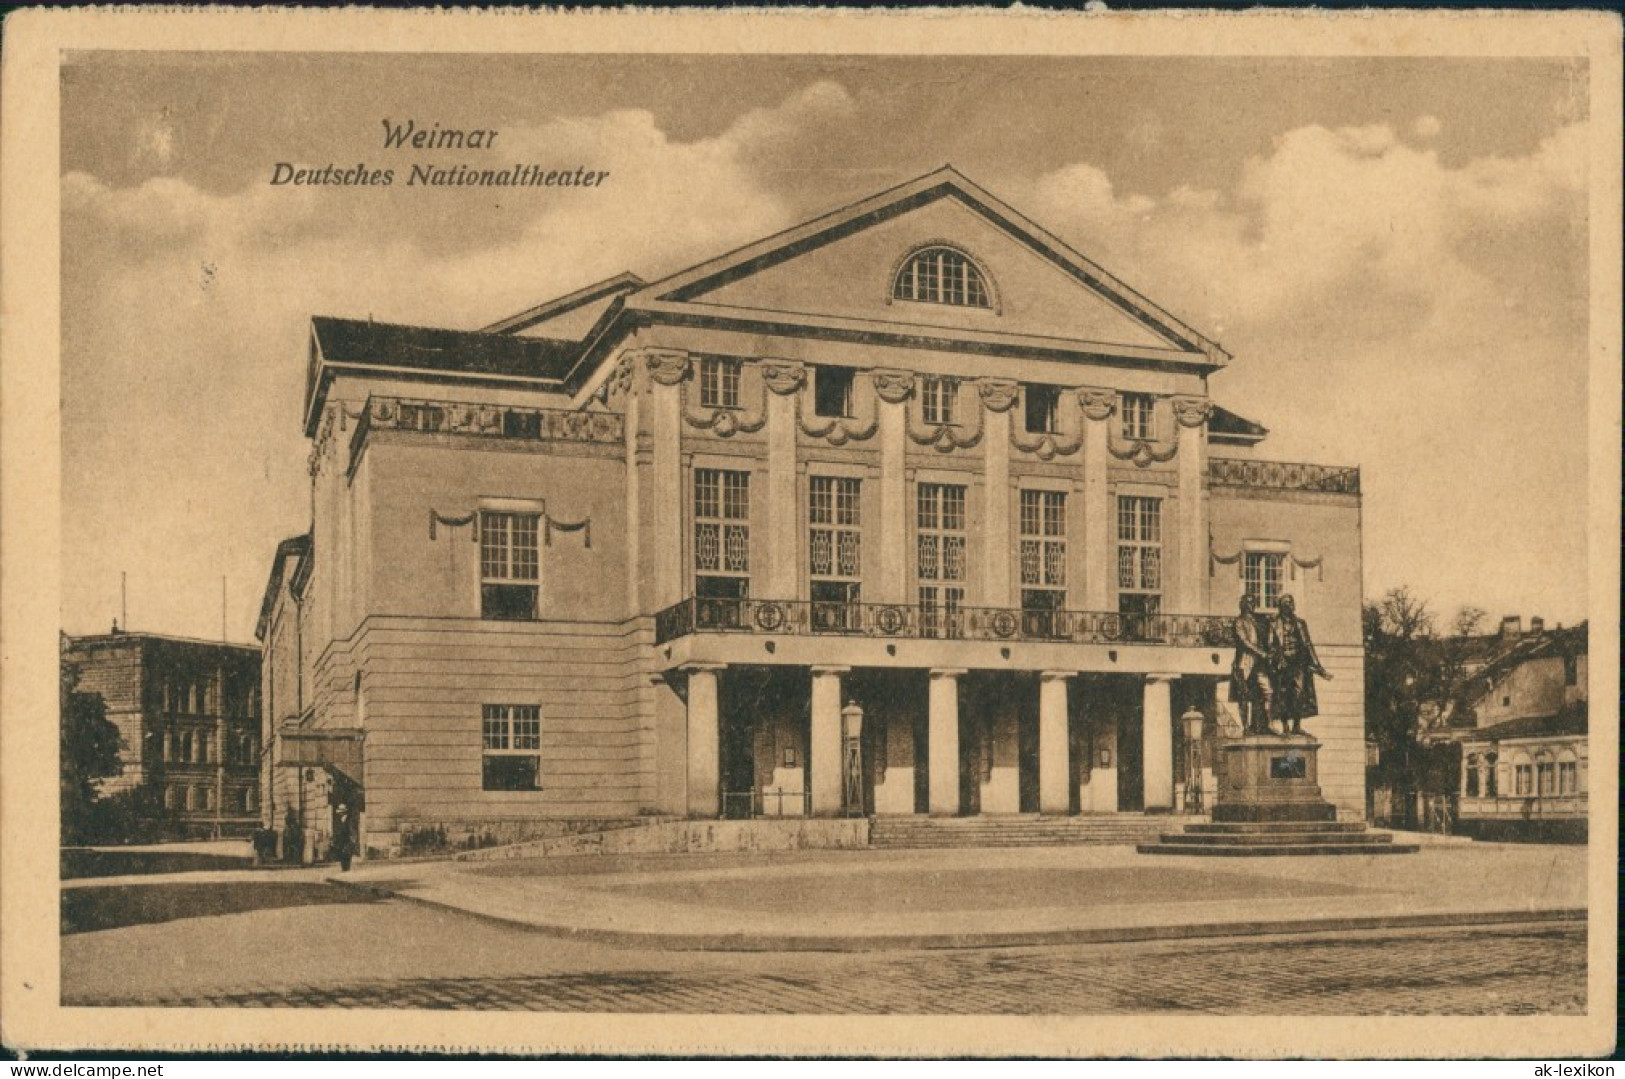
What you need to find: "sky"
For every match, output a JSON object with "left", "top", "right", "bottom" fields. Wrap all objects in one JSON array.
[{"left": 60, "top": 53, "right": 1592, "bottom": 641}]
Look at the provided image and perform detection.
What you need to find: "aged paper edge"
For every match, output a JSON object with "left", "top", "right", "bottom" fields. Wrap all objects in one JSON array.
[{"left": 1, "top": 5, "right": 1618, "bottom": 1058}]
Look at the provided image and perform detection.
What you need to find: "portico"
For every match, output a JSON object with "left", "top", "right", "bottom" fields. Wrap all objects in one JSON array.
[{"left": 670, "top": 651, "right": 1215, "bottom": 820}]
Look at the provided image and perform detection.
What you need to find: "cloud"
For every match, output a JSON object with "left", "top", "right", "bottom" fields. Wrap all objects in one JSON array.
[
  {"left": 61, "top": 83, "right": 846, "bottom": 638},
  {"left": 1412, "top": 115, "right": 1442, "bottom": 140},
  {"left": 1025, "top": 120, "right": 1589, "bottom": 621}
]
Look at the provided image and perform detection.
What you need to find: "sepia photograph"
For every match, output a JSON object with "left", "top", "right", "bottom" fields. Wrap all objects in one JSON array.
[{"left": 2, "top": 6, "right": 1618, "bottom": 1060}]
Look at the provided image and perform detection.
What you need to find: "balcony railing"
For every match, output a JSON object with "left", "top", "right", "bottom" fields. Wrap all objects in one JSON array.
[
  {"left": 654, "top": 596, "right": 1231, "bottom": 648},
  {"left": 349, "top": 395, "right": 624, "bottom": 474},
  {"left": 1209, "top": 457, "right": 1360, "bottom": 495}
]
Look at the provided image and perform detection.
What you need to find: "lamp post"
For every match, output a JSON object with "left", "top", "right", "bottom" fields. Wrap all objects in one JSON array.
[
  {"left": 1181, "top": 707, "right": 1206, "bottom": 815},
  {"left": 840, "top": 700, "right": 865, "bottom": 817}
]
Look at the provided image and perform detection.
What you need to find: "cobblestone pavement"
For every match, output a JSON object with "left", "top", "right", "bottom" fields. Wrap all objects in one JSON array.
[{"left": 62, "top": 884, "right": 1585, "bottom": 1014}]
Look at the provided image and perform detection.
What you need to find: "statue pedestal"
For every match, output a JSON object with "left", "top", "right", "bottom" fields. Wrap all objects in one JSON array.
[{"left": 1212, "top": 734, "right": 1337, "bottom": 823}]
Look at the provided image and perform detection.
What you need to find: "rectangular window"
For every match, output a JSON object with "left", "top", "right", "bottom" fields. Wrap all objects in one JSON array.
[
  {"left": 917, "top": 483, "right": 967, "bottom": 639},
  {"left": 482, "top": 704, "right": 542, "bottom": 791},
  {"left": 813, "top": 367, "right": 855, "bottom": 419},
  {"left": 1558, "top": 761, "right": 1578, "bottom": 795},
  {"left": 1121, "top": 393, "right": 1156, "bottom": 441},
  {"left": 699, "top": 357, "right": 742, "bottom": 410},
  {"left": 1117, "top": 496, "right": 1163, "bottom": 632},
  {"left": 1563, "top": 654, "right": 1578, "bottom": 686},
  {"left": 1243, "top": 552, "right": 1285, "bottom": 611},
  {"left": 1024, "top": 384, "right": 1060, "bottom": 435},
  {"left": 694, "top": 469, "right": 750, "bottom": 625},
  {"left": 1019, "top": 490, "right": 1067, "bottom": 634},
  {"left": 1514, "top": 764, "right": 1533, "bottom": 796},
  {"left": 1536, "top": 761, "right": 1556, "bottom": 797},
  {"left": 921, "top": 377, "right": 956, "bottom": 426},
  {"left": 1464, "top": 761, "right": 1480, "bottom": 797},
  {"left": 810, "top": 476, "right": 861, "bottom": 631},
  {"left": 480, "top": 511, "right": 540, "bottom": 620}
]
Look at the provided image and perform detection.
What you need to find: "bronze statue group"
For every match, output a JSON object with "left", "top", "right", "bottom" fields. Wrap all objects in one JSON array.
[{"left": 1230, "top": 593, "right": 1332, "bottom": 736}]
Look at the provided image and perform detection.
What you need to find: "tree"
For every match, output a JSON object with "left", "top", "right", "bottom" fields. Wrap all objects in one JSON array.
[
  {"left": 1363, "top": 587, "right": 1437, "bottom": 798},
  {"left": 60, "top": 659, "right": 122, "bottom": 845}
]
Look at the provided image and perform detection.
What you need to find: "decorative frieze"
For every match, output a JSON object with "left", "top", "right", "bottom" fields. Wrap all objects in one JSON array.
[
  {"left": 1010, "top": 427, "right": 1082, "bottom": 461},
  {"left": 682, "top": 379, "right": 768, "bottom": 438},
  {"left": 1209, "top": 457, "right": 1361, "bottom": 495}
]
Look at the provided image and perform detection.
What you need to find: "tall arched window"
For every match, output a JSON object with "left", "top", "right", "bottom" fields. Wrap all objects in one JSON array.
[{"left": 892, "top": 247, "right": 992, "bottom": 308}]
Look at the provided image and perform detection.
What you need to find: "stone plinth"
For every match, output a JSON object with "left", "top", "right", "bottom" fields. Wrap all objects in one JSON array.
[{"left": 1212, "top": 735, "right": 1337, "bottom": 823}]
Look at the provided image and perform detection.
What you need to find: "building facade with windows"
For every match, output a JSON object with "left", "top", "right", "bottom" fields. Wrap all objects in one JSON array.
[
  {"left": 262, "top": 168, "right": 1366, "bottom": 855},
  {"left": 1420, "top": 617, "right": 1589, "bottom": 842},
  {"left": 61, "top": 630, "right": 263, "bottom": 838}
]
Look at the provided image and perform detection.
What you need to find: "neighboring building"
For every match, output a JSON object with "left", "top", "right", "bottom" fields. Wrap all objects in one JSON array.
[
  {"left": 1422, "top": 616, "right": 1588, "bottom": 841},
  {"left": 61, "top": 629, "right": 263, "bottom": 838},
  {"left": 261, "top": 166, "right": 1367, "bottom": 856}
]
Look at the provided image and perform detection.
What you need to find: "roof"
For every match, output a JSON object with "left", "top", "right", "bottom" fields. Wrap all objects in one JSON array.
[
  {"left": 1458, "top": 622, "right": 1587, "bottom": 703},
  {"left": 1462, "top": 703, "right": 1588, "bottom": 744},
  {"left": 479, "top": 272, "right": 644, "bottom": 335},
  {"left": 305, "top": 318, "right": 577, "bottom": 434},
  {"left": 1208, "top": 404, "right": 1269, "bottom": 441},
  {"left": 64, "top": 631, "right": 260, "bottom": 655},
  {"left": 255, "top": 533, "right": 312, "bottom": 641},
  {"left": 306, "top": 166, "right": 1236, "bottom": 417}
]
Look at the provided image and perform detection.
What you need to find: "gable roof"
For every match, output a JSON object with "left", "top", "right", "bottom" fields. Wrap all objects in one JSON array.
[
  {"left": 1209, "top": 404, "right": 1269, "bottom": 443},
  {"left": 479, "top": 271, "right": 644, "bottom": 335},
  {"left": 559, "top": 165, "right": 1230, "bottom": 388},
  {"left": 1462, "top": 702, "right": 1588, "bottom": 744}
]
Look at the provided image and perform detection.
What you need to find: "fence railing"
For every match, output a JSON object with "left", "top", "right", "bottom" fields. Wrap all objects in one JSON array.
[
  {"left": 655, "top": 596, "right": 1231, "bottom": 648},
  {"left": 349, "top": 394, "right": 624, "bottom": 473},
  {"left": 1209, "top": 457, "right": 1361, "bottom": 495}
]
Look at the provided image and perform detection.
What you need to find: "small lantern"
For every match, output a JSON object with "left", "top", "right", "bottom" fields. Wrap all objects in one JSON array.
[
  {"left": 1180, "top": 707, "right": 1206, "bottom": 815},
  {"left": 1365, "top": 740, "right": 1381, "bottom": 768},
  {"left": 1098, "top": 748, "right": 1112, "bottom": 768},
  {"left": 841, "top": 700, "right": 865, "bottom": 741},
  {"left": 1181, "top": 707, "right": 1205, "bottom": 744}
]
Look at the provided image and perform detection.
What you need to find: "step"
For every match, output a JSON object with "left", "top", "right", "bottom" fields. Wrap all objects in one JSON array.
[
  {"left": 1137, "top": 841, "right": 1422, "bottom": 857},
  {"left": 1185, "top": 821, "right": 1368, "bottom": 835},
  {"left": 1154, "top": 831, "right": 1392, "bottom": 846}
]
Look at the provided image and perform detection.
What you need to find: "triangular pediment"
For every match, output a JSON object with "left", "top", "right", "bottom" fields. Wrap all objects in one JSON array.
[{"left": 627, "top": 168, "right": 1225, "bottom": 365}]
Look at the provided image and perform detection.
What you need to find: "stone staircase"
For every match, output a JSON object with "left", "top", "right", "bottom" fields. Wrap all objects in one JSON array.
[
  {"left": 1136, "top": 821, "right": 1421, "bottom": 856},
  {"left": 870, "top": 814, "right": 1172, "bottom": 849}
]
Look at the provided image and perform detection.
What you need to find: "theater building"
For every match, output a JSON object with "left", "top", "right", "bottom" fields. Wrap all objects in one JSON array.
[{"left": 260, "top": 167, "right": 1366, "bottom": 855}]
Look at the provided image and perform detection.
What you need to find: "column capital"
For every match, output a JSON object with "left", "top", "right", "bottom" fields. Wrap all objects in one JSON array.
[
  {"left": 642, "top": 349, "right": 691, "bottom": 386},
  {"left": 810, "top": 664, "right": 851, "bottom": 677},
  {"left": 681, "top": 662, "right": 727, "bottom": 675},
  {"left": 872, "top": 369, "right": 915, "bottom": 404},
  {"left": 1172, "top": 394, "right": 1214, "bottom": 428},
  {"left": 1039, "top": 670, "right": 1075, "bottom": 683},
  {"left": 1077, "top": 386, "right": 1118, "bottom": 421},
  {"left": 760, "top": 359, "right": 806, "bottom": 395},
  {"left": 929, "top": 667, "right": 969, "bottom": 680},
  {"left": 1145, "top": 673, "right": 1179, "bottom": 685},
  {"left": 977, "top": 379, "right": 1019, "bottom": 413}
]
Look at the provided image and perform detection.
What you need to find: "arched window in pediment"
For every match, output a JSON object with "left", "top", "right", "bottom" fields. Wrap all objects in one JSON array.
[{"left": 892, "top": 246, "right": 993, "bottom": 309}]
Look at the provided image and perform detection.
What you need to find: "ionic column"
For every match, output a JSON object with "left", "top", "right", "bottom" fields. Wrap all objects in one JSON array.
[
  {"left": 978, "top": 381, "right": 1018, "bottom": 607},
  {"left": 1038, "top": 671, "right": 1072, "bottom": 816},
  {"left": 1143, "top": 674, "right": 1176, "bottom": 811},
  {"left": 874, "top": 370, "right": 913, "bottom": 605},
  {"left": 810, "top": 665, "right": 849, "bottom": 816},
  {"left": 761, "top": 360, "right": 805, "bottom": 600},
  {"left": 928, "top": 668, "right": 967, "bottom": 816},
  {"left": 645, "top": 350, "right": 691, "bottom": 609},
  {"left": 1172, "top": 396, "right": 1213, "bottom": 614},
  {"left": 1078, "top": 388, "right": 1115, "bottom": 610},
  {"left": 684, "top": 663, "right": 726, "bottom": 818}
]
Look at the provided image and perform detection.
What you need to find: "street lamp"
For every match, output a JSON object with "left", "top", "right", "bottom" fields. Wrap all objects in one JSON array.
[
  {"left": 841, "top": 700, "right": 865, "bottom": 817},
  {"left": 1181, "top": 707, "right": 1206, "bottom": 815}
]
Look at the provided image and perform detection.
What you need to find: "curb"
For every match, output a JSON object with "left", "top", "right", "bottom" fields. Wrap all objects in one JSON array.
[{"left": 326, "top": 876, "right": 1586, "bottom": 953}]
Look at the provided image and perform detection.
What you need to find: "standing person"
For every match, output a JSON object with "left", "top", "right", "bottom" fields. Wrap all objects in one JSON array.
[
  {"left": 1229, "top": 594, "right": 1273, "bottom": 734},
  {"left": 1270, "top": 594, "right": 1332, "bottom": 734},
  {"left": 331, "top": 802, "right": 355, "bottom": 872}
]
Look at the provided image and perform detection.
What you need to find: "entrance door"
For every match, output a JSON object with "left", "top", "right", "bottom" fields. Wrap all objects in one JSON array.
[{"left": 1116, "top": 681, "right": 1145, "bottom": 812}]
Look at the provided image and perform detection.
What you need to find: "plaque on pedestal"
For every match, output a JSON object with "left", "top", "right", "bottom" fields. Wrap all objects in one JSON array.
[{"left": 1211, "top": 734, "right": 1337, "bottom": 823}]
